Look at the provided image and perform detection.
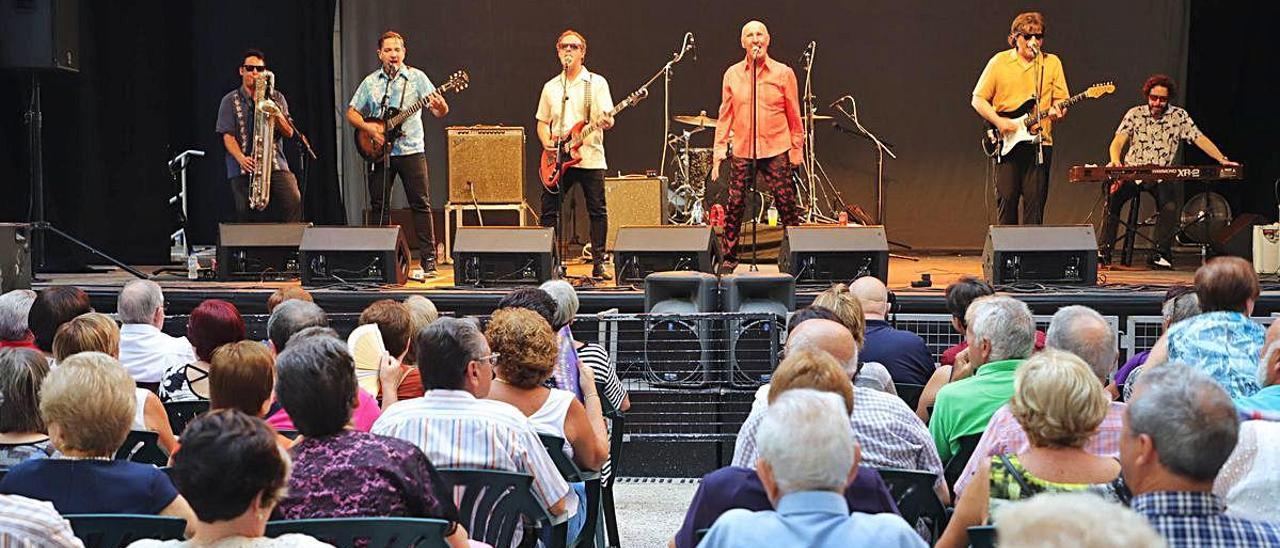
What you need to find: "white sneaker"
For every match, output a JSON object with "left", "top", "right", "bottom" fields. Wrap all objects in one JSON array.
[{"left": 1149, "top": 255, "right": 1173, "bottom": 269}]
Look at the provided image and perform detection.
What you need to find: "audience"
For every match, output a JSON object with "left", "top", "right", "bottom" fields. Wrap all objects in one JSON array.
[
  {"left": 1115, "top": 285, "right": 1198, "bottom": 394},
  {"left": 796, "top": 300, "right": 896, "bottom": 395},
  {"left": 265, "top": 286, "right": 313, "bottom": 314},
  {"left": 27, "top": 286, "right": 92, "bottom": 357},
  {"left": 128, "top": 409, "right": 328, "bottom": 547},
  {"left": 937, "top": 349, "right": 1121, "bottom": 548},
  {"left": 0, "top": 352, "right": 195, "bottom": 523},
  {"left": 357, "top": 299, "right": 422, "bottom": 402},
  {"left": 929, "top": 296, "right": 1035, "bottom": 462},
  {"left": 700, "top": 389, "right": 926, "bottom": 547},
  {"left": 995, "top": 493, "right": 1166, "bottom": 548},
  {"left": 1236, "top": 339, "right": 1280, "bottom": 414},
  {"left": 848, "top": 276, "right": 934, "bottom": 385},
  {"left": 939, "top": 277, "right": 996, "bottom": 366},
  {"left": 1214, "top": 419, "right": 1280, "bottom": 522},
  {"left": 265, "top": 327, "right": 382, "bottom": 434},
  {"left": 0, "top": 493, "right": 83, "bottom": 547},
  {"left": 160, "top": 299, "right": 246, "bottom": 402},
  {"left": 210, "top": 340, "right": 293, "bottom": 450},
  {"left": 0, "top": 290, "right": 38, "bottom": 350},
  {"left": 496, "top": 287, "right": 582, "bottom": 397},
  {"left": 266, "top": 299, "right": 328, "bottom": 354},
  {"left": 117, "top": 280, "right": 197, "bottom": 391},
  {"left": 0, "top": 348, "right": 55, "bottom": 466},
  {"left": 540, "top": 280, "right": 629, "bottom": 411}
]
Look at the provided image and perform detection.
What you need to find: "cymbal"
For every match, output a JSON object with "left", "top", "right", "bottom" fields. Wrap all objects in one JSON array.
[
  {"left": 809, "top": 114, "right": 834, "bottom": 120},
  {"left": 674, "top": 114, "right": 718, "bottom": 127}
]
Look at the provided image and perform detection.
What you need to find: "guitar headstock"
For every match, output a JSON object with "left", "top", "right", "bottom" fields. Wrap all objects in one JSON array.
[
  {"left": 1085, "top": 81, "right": 1115, "bottom": 99},
  {"left": 441, "top": 70, "right": 470, "bottom": 93},
  {"left": 626, "top": 87, "right": 649, "bottom": 106}
]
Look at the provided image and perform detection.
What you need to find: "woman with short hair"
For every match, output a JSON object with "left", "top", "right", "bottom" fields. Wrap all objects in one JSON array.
[
  {"left": 26, "top": 286, "right": 91, "bottom": 356},
  {"left": 0, "top": 348, "right": 55, "bottom": 466},
  {"left": 160, "top": 299, "right": 246, "bottom": 402},
  {"left": 539, "top": 280, "right": 629, "bottom": 412},
  {"left": 210, "top": 340, "right": 293, "bottom": 450}
]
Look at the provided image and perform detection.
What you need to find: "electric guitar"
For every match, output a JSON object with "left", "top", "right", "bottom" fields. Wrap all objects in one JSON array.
[
  {"left": 982, "top": 81, "right": 1115, "bottom": 160},
  {"left": 539, "top": 87, "right": 648, "bottom": 192},
  {"left": 354, "top": 70, "right": 469, "bottom": 162}
]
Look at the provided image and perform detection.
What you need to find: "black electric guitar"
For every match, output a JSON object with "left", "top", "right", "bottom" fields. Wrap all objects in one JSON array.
[
  {"left": 354, "top": 70, "right": 469, "bottom": 162},
  {"left": 982, "top": 81, "right": 1115, "bottom": 160}
]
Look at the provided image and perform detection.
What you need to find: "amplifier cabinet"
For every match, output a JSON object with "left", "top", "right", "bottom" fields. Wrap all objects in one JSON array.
[{"left": 447, "top": 126, "right": 525, "bottom": 204}]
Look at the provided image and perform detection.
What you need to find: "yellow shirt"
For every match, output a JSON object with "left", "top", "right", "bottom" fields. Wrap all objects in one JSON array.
[{"left": 973, "top": 49, "right": 1069, "bottom": 144}]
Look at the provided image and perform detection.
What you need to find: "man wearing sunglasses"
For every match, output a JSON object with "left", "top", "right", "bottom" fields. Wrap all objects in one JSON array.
[
  {"left": 215, "top": 49, "right": 301, "bottom": 222},
  {"left": 1100, "top": 74, "right": 1239, "bottom": 269},
  {"left": 972, "top": 11, "right": 1070, "bottom": 226},
  {"left": 536, "top": 29, "right": 615, "bottom": 279}
]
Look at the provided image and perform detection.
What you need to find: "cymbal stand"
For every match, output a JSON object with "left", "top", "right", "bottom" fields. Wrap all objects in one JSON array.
[{"left": 799, "top": 41, "right": 831, "bottom": 222}]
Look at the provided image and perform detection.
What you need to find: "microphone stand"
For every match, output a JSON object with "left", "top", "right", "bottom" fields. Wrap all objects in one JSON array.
[
  {"left": 834, "top": 98, "right": 917, "bottom": 259},
  {"left": 800, "top": 42, "right": 822, "bottom": 223},
  {"left": 643, "top": 32, "right": 693, "bottom": 178},
  {"left": 376, "top": 64, "right": 396, "bottom": 229},
  {"left": 749, "top": 47, "right": 760, "bottom": 272},
  {"left": 555, "top": 58, "right": 570, "bottom": 277}
]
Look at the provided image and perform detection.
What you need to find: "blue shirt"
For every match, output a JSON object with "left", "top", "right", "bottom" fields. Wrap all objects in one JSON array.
[
  {"left": 1235, "top": 385, "right": 1280, "bottom": 415},
  {"left": 215, "top": 86, "right": 292, "bottom": 180},
  {"left": 698, "top": 490, "right": 925, "bottom": 548},
  {"left": 0, "top": 458, "right": 179, "bottom": 515},
  {"left": 1132, "top": 491, "right": 1280, "bottom": 548},
  {"left": 862, "top": 319, "right": 935, "bottom": 385},
  {"left": 349, "top": 66, "right": 436, "bottom": 157},
  {"left": 1166, "top": 311, "right": 1265, "bottom": 399}
]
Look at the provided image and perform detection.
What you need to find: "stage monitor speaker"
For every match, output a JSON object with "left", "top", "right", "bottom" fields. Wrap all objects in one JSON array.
[
  {"left": 0, "top": 223, "right": 32, "bottom": 292},
  {"left": 644, "top": 271, "right": 720, "bottom": 388},
  {"left": 613, "top": 226, "right": 716, "bottom": 285},
  {"left": 299, "top": 226, "right": 410, "bottom": 287},
  {"left": 1213, "top": 213, "right": 1267, "bottom": 260},
  {"left": 982, "top": 224, "right": 1098, "bottom": 286},
  {"left": 722, "top": 273, "right": 793, "bottom": 388},
  {"left": 447, "top": 126, "right": 524, "bottom": 204},
  {"left": 778, "top": 225, "right": 889, "bottom": 284},
  {"left": 604, "top": 175, "right": 667, "bottom": 251},
  {"left": 452, "top": 227, "right": 555, "bottom": 286},
  {"left": 0, "top": 0, "right": 79, "bottom": 72},
  {"left": 216, "top": 223, "right": 311, "bottom": 281}
]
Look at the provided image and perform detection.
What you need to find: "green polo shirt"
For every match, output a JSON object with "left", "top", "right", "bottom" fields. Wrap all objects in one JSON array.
[{"left": 929, "top": 359, "right": 1024, "bottom": 461}]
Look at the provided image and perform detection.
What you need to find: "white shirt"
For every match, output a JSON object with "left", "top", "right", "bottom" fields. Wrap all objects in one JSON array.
[
  {"left": 527, "top": 388, "right": 576, "bottom": 459},
  {"left": 128, "top": 534, "right": 332, "bottom": 548},
  {"left": 536, "top": 68, "right": 614, "bottom": 170},
  {"left": 1216, "top": 420, "right": 1280, "bottom": 522},
  {"left": 119, "top": 323, "right": 196, "bottom": 383}
]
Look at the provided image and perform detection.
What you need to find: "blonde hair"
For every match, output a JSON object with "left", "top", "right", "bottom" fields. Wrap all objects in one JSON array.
[
  {"left": 486, "top": 308, "right": 557, "bottom": 389},
  {"left": 812, "top": 284, "right": 866, "bottom": 346},
  {"left": 1010, "top": 349, "right": 1108, "bottom": 448},
  {"left": 52, "top": 312, "right": 120, "bottom": 361},
  {"left": 40, "top": 351, "right": 135, "bottom": 455},
  {"left": 997, "top": 493, "right": 1167, "bottom": 548},
  {"left": 768, "top": 348, "right": 854, "bottom": 414}
]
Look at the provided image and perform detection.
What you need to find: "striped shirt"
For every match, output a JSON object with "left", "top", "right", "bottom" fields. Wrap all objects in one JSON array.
[
  {"left": 370, "top": 390, "right": 576, "bottom": 520},
  {"left": 577, "top": 342, "right": 626, "bottom": 482},
  {"left": 0, "top": 494, "right": 84, "bottom": 547}
]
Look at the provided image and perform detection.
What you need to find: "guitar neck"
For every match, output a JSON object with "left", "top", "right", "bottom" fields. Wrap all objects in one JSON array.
[
  {"left": 574, "top": 100, "right": 631, "bottom": 144},
  {"left": 387, "top": 91, "right": 438, "bottom": 128},
  {"left": 1033, "top": 90, "right": 1089, "bottom": 118}
]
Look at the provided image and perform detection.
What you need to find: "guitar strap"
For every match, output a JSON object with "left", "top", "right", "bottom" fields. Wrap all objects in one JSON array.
[{"left": 583, "top": 70, "right": 593, "bottom": 123}]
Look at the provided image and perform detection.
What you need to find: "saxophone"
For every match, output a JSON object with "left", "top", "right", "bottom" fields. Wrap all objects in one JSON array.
[{"left": 249, "top": 70, "right": 281, "bottom": 211}]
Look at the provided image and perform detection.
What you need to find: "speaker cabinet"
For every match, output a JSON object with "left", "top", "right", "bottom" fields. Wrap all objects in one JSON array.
[
  {"left": 216, "top": 223, "right": 310, "bottom": 281},
  {"left": 778, "top": 225, "right": 889, "bottom": 284},
  {"left": 605, "top": 175, "right": 667, "bottom": 251},
  {"left": 982, "top": 224, "right": 1098, "bottom": 286},
  {"left": 0, "top": 0, "right": 79, "bottom": 72},
  {"left": 0, "top": 223, "right": 32, "bottom": 292},
  {"left": 447, "top": 126, "right": 524, "bottom": 204},
  {"left": 299, "top": 226, "right": 411, "bottom": 286},
  {"left": 613, "top": 226, "right": 716, "bottom": 284},
  {"left": 452, "top": 227, "right": 555, "bottom": 286},
  {"left": 722, "top": 273, "right": 793, "bottom": 388},
  {"left": 1213, "top": 213, "right": 1268, "bottom": 260},
  {"left": 644, "top": 272, "right": 720, "bottom": 388}
]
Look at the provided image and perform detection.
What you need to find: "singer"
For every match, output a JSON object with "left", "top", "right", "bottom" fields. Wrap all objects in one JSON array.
[
  {"left": 215, "top": 48, "right": 301, "bottom": 223},
  {"left": 711, "top": 20, "right": 804, "bottom": 273},
  {"left": 536, "top": 29, "right": 615, "bottom": 279},
  {"left": 971, "top": 11, "right": 1069, "bottom": 226},
  {"left": 345, "top": 30, "right": 449, "bottom": 277}
]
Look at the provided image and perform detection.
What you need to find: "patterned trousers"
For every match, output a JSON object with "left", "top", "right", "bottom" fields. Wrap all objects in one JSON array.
[{"left": 722, "top": 154, "right": 801, "bottom": 262}]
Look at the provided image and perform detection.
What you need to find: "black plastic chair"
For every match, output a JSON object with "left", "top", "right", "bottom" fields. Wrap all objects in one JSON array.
[
  {"left": 437, "top": 468, "right": 568, "bottom": 548},
  {"left": 944, "top": 433, "right": 984, "bottom": 490},
  {"left": 114, "top": 430, "right": 168, "bottom": 467},
  {"left": 968, "top": 525, "right": 997, "bottom": 548},
  {"left": 66, "top": 514, "right": 186, "bottom": 547},
  {"left": 598, "top": 380, "right": 626, "bottom": 548},
  {"left": 265, "top": 517, "right": 452, "bottom": 548},
  {"left": 163, "top": 400, "right": 209, "bottom": 436},
  {"left": 895, "top": 383, "right": 926, "bottom": 411},
  {"left": 877, "top": 468, "right": 947, "bottom": 543},
  {"left": 277, "top": 429, "right": 301, "bottom": 440},
  {"left": 538, "top": 433, "right": 602, "bottom": 547}
]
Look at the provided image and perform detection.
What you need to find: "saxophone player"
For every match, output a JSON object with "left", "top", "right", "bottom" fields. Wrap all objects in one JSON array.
[{"left": 216, "top": 49, "right": 301, "bottom": 222}]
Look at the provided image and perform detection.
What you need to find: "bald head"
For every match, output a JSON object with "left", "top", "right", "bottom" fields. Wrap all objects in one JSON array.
[
  {"left": 1046, "top": 305, "right": 1117, "bottom": 382},
  {"left": 740, "top": 20, "right": 770, "bottom": 58},
  {"left": 787, "top": 318, "right": 856, "bottom": 371},
  {"left": 848, "top": 276, "right": 888, "bottom": 319}
]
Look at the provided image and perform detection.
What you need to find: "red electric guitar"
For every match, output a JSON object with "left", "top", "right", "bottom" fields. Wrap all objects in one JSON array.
[{"left": 539, "top": 87, "right": 647, "bottom": 192}]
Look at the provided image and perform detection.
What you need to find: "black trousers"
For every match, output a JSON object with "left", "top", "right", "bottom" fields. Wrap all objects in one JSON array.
[
  {"left": 368, "top": 152, "right": 436, "bottom": 264},
  {"left": 540, "top": 167, "right": 607, "bottom": 262},
  {"left": 229, "top": 171, "right": 302, "bottom": 223},
  {"left": 995, "top": 143, "right": 1053, "bottom": 225},
  {"left": 1099, "top": 180, "right": 1183, "bottom": 259}
]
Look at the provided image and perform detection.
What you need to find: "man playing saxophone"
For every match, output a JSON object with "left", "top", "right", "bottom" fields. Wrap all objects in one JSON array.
[{"left": 216, "top": 49, "right": 302, "bottom": 222}]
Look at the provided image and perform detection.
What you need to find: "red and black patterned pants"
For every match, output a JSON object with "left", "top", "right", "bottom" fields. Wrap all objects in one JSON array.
[{"left": 722, "top": 154, "right": 801, "bottom": 262}]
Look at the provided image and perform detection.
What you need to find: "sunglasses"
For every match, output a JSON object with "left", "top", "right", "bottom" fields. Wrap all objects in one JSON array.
[
  {"left": 1147, "top": 94, "right": 1170, "bottom": 102},
  {"left": 557, "top": 43, "right": 583, "bottom": 51},
  {"left": 242, "top": 65, "right": 268, "bottom": 72},
  {"left": 1019, "top": 32, "right": 1044, "bottom": 41}
]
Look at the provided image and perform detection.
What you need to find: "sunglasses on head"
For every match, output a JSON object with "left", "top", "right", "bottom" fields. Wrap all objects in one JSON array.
[
  {"left": 242, "top": 65, "right": 268, "bottom": 72},
  {"left": 1019, "top": 32, "right": 1044, "bottom": 41}
]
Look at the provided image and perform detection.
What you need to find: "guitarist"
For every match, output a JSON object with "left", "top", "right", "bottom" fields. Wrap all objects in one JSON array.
[
  {"left": 536, "top": 29, "right": 615, "bottom": 279},
  {"left": 345, "top": 30, "right": 449, "bottom": 276},
  {"left": 971, "top": 11, "right": 1069, "bottom": 226}
]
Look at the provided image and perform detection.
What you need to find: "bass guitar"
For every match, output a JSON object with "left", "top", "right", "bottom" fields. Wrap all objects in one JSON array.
[
  {"left": 539, "top": 87, "right": 648, "bottom": 192},
  {"left": 354, "top": 70, "right": 469, "bottom": 162},
  {"left": 982, "top": 81, "right": 1114, "bottom": 160}
]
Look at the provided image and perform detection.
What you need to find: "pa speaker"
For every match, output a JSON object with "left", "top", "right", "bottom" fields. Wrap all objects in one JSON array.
[
  {"left": 779, "top": 225, "right": 889, "bottom": 284},
  {"left": 216, "top": 223, "right": 310, "bottom": 281},
  {"left": 613, "top": 226, "right": 716, "bottom": 284},
  {"left": 452, "top": 227, "right": 555, "bottom": 286},
  {"left": 643, "top": 271, "right": 719, "bottom": 388},
  {"left": 0, "top": 224, "right": 32, "bottom": 292},
  {"left": 982, "top": 225, "right": 1097, "bottom": 286},
  {"left": 605, "top": 175, "right": 667, "bottom": 251},
  {"left": 0, "top": 0, "right": 79, "bottom": 72},
  {"left": 722, "top": 273, "right": 793, "bottom": 388},
  {"left": 299, "top": 226, "right": 411, "bottom": 286}
]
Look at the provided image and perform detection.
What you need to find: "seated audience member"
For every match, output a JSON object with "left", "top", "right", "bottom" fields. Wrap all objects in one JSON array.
[
  {"left": 700, "top": 389, "right": 925, "bottom": 548},
  {"left": 939, "top": 277, "right": 996, "bottom": 366},
  {"left": 1235, "top": 339, "right": 1280, "bottom": 414},
  {"left": 26, "top": 286, "right": 92, "bottom": 357},
  {"left": 0, "top": 348, "right": 55, "bottom": 466},
  {"left": 930, "top": 296, "right": 1035, "bottom": 462},
  {"left": 399, "top": 295, "right": 438, "bottom": 367},
  {"left": 848, "top": 276, "right": 934, "bottom": 385},
  {"left": 1214, "top": 419, "right": 1280, "bottom": 522},
  {"left": 265, "top": 327, "right": 381, "bottom": 433},
  {"left": 1115, "top": 285, "right": 1197, "bottom": 392},
  {"left": 372, "top": 317, "right": 580, "bottom": 540},
  {"left": 0, "top": 289, "right": 38, "bottom": 350},
  {"left": 52, "top": 313, "right": 178, "bottom": 455},
  {"left": 209, "top": 341, "right": 293, "bottom": 450},
  {"left": 0, "top": 494, "right": 83, "bottom": 547},
  {"left": 1124, "top": 364, "right": 1280, "bottom": 547},
  {"left": 265, "top": 285, "right": 313, "bottom": 314},
  {"left": 497, "top": 287, "right": 582, "bottom": 397},
  {"left": 128, "top": 410, "right": 329, "bottom": 548},
  {"left": 0, "top": 352, "right": 195, "bottom": 523},
  {"left": 776, "top": 307, "right": 894, "bottom": 397},
  {"left": 160, "top": 299, "right": 246, "bottom": 402},
  {"left": 995, "top": 493, "right": 1166, "bottom": 548},
  {"left": 116, "top": 280, "right": 196, "bottom": 391},
  {"left": 271, "top": 336, "right": 473, "bottom": 547},
  {"left": 807, "top": 289, "right": 896, "bottom": 395},
  {"left": 1157, "top": 257, "right": 1264, "bottom": 398},
  {"left": 955, "top": 305, "right": 1127, "bottom": 494},
  {"left": 937, "top": 349, "right": 1121, "bottom": 548},
  {"left": 540, "top": 280, "right": 629, "bottom": 412},
  {"left": 265, "top": 299, "right": 328, "bottom": 354},
  {"left": 358, "top": 299, "right": 421, "bottom": 404}
]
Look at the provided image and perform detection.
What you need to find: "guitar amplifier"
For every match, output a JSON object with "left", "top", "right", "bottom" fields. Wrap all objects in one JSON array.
[
  {"left": 447, "top": 126, "right": 525, "bottom": 204},
  {"left": 605, "top": 175, "right": 667, "bottom": 251},
  {"left": 216, "top": 223, "right": 310, "bottom": 281},
  {"left": 299, "top": 226, "right": 411, "bottom": 286}
]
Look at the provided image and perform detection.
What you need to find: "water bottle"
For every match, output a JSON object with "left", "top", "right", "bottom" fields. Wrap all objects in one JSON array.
[
  {"left": 186, "top": 254, "right": 199, "bottom": 280},
  {"left": 691, "top": 201, "right": 704, "bottom": 224}
]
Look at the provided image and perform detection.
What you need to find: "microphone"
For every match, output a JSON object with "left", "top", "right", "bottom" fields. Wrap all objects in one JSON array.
[
  {"left": 800, "top": 41, "right": 815, "bottom": 64},
  {"left": 688, "top": 32, "right": 696, "bottom": 61},
  {"left": 751, "top": 45, "right": 762, "bottom": 59},
  {"left": 1029, "top": 43, "right": 1041, "bottom": 57},
  {"left": 828, "top": 95, "right": 851, "bottom": 109}
]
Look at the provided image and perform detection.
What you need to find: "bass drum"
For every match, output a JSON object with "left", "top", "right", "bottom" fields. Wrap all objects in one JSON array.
[{"left": 667, "top": 184, "right": 696, "bottom": 224}]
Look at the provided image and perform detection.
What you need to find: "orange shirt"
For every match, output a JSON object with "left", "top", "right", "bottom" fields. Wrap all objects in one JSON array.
[{"left": 713, "top": 56, "right": 805, "bottom": 164}]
